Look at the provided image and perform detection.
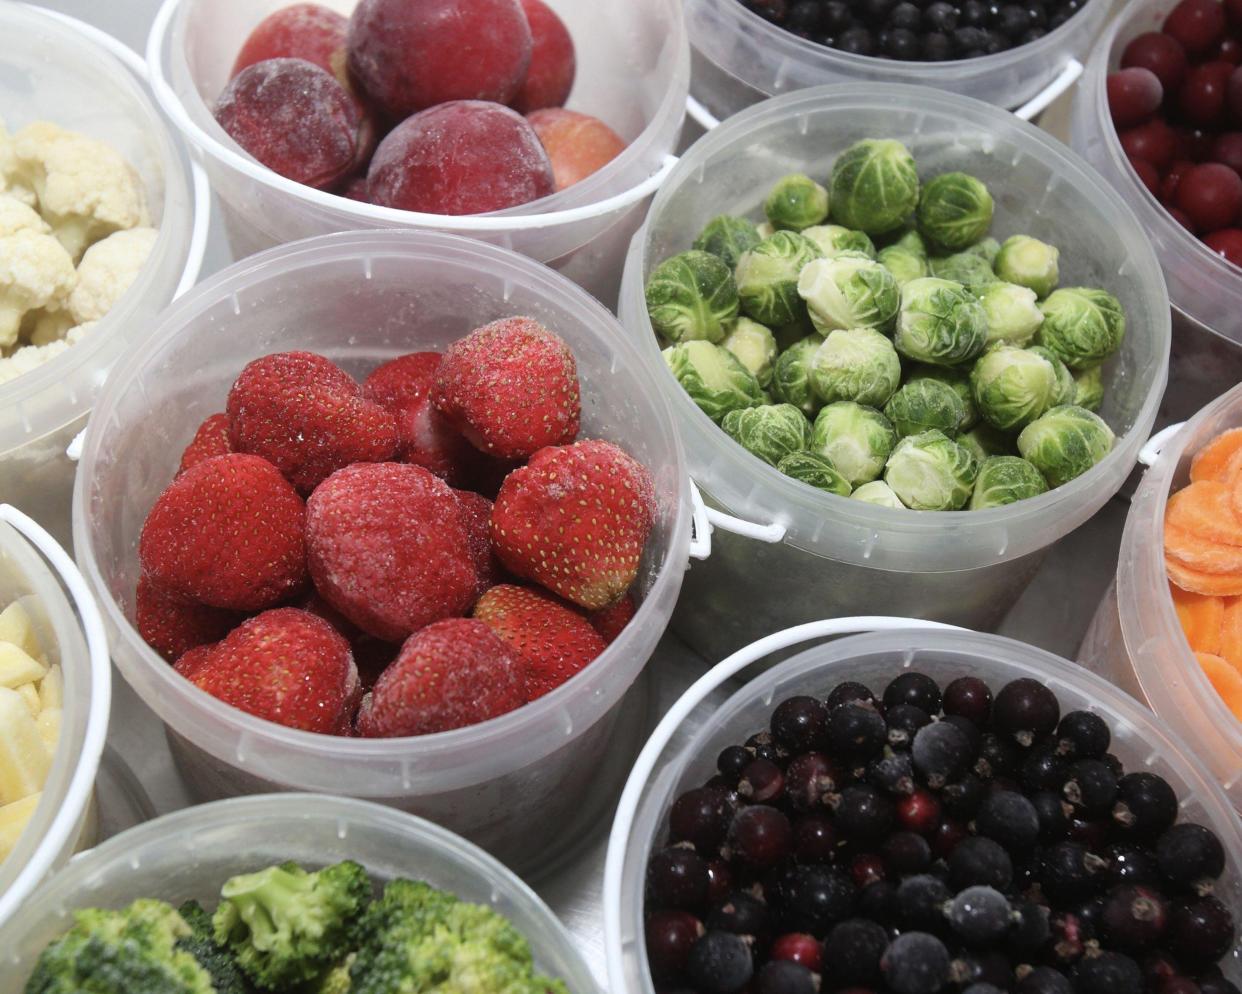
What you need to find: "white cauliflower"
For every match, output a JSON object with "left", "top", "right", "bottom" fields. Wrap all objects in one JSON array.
[
  {"left": 25, "top": 308, "right": 74, "bottom": 346},
  {"left": 0, "top": 321, "right": 93, "bottom": 385},
  {"left": 0, "top": 193, "right": 76, "bottom": 348},
  {"left": 0, "top": 119, "right": 36, "bottom": 208},
  {"left": 68, "top": 226, "right": 157, "bottom": 325}
]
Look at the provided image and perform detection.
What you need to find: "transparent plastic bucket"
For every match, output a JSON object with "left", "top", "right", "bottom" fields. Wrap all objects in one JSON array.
[
  {"left": 72, "top": 230, "right": 691, "bottom": 875},
  {"left": 1080, "top": 385, "right": 1242, "bottom": 810},
  {"left": 618, "top": 83, "right": 1171, "bottom": 661},
  {"left": 602, "top": 621, "right": 1242, "bottom": 993},
  {"left": 146, "top": 0, "right": 688, "bottom": 305},
  {"left": 0, "top": 5, "right": 207, "bottom": 550},
  {"left": 0, "top": 793, "right": 603, "bottom": 993}
]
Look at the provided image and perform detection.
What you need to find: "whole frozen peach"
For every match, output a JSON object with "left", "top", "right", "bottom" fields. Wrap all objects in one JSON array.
[
  {"left": 512, "top": 0, "right": 576, "bottom": 113},
  {"left": 231, "top": 4, "right": 347, "bottom": 79},
  {"left": 528, "top": 108, "right": 626, "bottom": 190}
]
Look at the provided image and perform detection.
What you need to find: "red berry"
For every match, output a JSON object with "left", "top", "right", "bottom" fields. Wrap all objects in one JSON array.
[
  {"left": 586, "top": 594, "right": 636, "bottom": 644},
  {"left": 176, "top": 413, "right": 232, "bottom": 476},
  {"left": 1169, "top": 206, "right": 1198, "bottom": 231},
  {"left": 1176, "top": 161, "right": 1242, "bottom": 231},
  {"left": 231, "top": 3, "right": 347, "bottom": 79},
  {"left": 1120, "top": 118, "right": 1178, "bottom": 171},
  {"left": 1212, "top": 131, "right": 1242, "bottom": 177},
  {"left": 1163, "top": 159, "right": 1196, "bottom": 202},
  {"left": 1121, "top": 31, "right": 1188, "bottom": 91},
  {"left": 512, "top": 0, "right": 576, "bottom": 114},
  {"left": 851, "top": 852, "right": 887, "bottom": 888},
  {"left": 1215, "top": 35, "right": 1242, "bottom": 62},
  {"left": 135, "top": 575, "right": 244, "bottom": 663},
  {"left": 1130, "top": 157, "right": 1162, "bottom": 197},
  {"left": 1107, "top": 68, "right": 1164, "bottom": 127},
  {"left": 1163, "top": 0, "right": 1227, "bottom": 55},
  {"left": 455, "top": 489, "right": 505, "bottom": 599},
  {"left": 1180, "top": 61, "right": 1234, "bottom": 126},
  {"left": 1182, "top": 126, "right": 1219, "bottom": 162},
  {"left": 897, "top": 787, "right": 943, "bottom": 835},
  {"left": 1228, "top": 64, "right": 1242, "bottom": 119},
  {"left": 527, "top": 108, "right": 627, "bottom": 191},
  {"left": 1204, "top": 226, "right": 1242, "bottom": 265},
  {"left": 770, "top": 933, "right": 823, "bottom": 972}
]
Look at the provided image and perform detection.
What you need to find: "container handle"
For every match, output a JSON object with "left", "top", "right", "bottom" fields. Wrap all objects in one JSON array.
[
  {"left": 1014, "top": 58, "right": 1084, "bottom": 121},
  {"left": 688, "top": 479, "right": 786, "bottom": 560},
  {"left": 1139, "top": 421, "right": 1187, "bottom": 467},
  {"left": 685, "top": 94, "right": 722, "bottom": 132}
]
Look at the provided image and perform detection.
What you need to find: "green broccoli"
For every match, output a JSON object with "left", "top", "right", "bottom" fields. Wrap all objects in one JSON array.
[
  {"left": 212, "top": 861, "right": 371, "bottom": 991},
  {"left": 177, "top": 900, "right": 256, "bottom": 994}
]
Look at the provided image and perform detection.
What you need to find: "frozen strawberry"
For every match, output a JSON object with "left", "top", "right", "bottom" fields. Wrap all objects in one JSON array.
[
  {"left": 455, "top": 489, "right": 505, "bottom": 598},
  {"left": 491, "top": 439, "right": 656, "bottom": 609},
  {"left": 227, "top": 350, "right": 398, "bottom": 494},
  {"left": 232, "top": 4, "right": 348, "bottom": 79},
  {"left": 356, "top": 618, "right": 526, "bottom": 736},
  {"left": 587, "top": 594, "right": 636, "bottom": 644},
  {"left": 139, "top": 454, "right": 308, "bottom": 611},
  {"left": 473, "top": 584, "right": 605, "bottom": 699},
  {"left": 306, "top": 462, "right": 477, "bottom": 640},
  {"left": 513, "top": 0, "right": 576, "bottom": 114},
  {"left": 177, "top": 413, "right": 233, "bottom": 476},
  {"left": 135, "top": 575, "right": 244, "bottom": 663},
  {"left": 173, "top": 644, "right": 214, "bottom": 681},
  {"left": 298, "top": 590, "right": 396, "bottom": 689},
  {"left": 174, "top": 607, "right": 360, "bottom": 735},
  {"left": 431, "top": 317, "right": 579, "bottom": 460}
]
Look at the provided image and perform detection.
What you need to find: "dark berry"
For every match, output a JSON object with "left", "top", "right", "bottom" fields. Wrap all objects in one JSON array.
[
  {"left": 887, "top": 704, "right": 933, "bottom": 750},
  {"left": 890, "top": 2, "right": 923, "bottom": 30},
  {"left": 756, "top": 960, "right": 818, "bottom": 994},
  {"left": 1023, "top": 745, "right": 1071, "bottom": 793},
  {"left": 1064, "top": 760, "right": 1119, "bottom": 817},
  {"left": 1168, "top": 896, "right": 1236, "bottom": 964},
  {"left": 1008, "top": 901, "right": 1051, "bottom": 956},
  {"left": 993, "top": 678, "right": 1060, "bottom": 746},
  {"left": 859, "top": 878, "right": 900, "bottom": 924},
  {"left": 881, "top": 932, "right": 952, "bottom": 994},
  {"left": 883, "top": 26, "right": 922, "bottom": 58},
  {"left": 739, "top": 758, "right": 785, "bottom": 805},
  {"left": 646, "top": 910, "right": 703, "bottom": 980},
  {"left": 746, "top": 732, "right": 784, "bottom": 765},
  {"left": 825, "top": 918, "right": 889, "bottom": 985},
  {"left": 786, "top": 1, "right": 824, "bottom": 33},
  {"left": 1101, "top": 843, "right": 1161, "bottom": 888},
  {"left": 943, "top": 676, "right": 992, "bottom": 725},
  {"left": 1100, "top": 884, "right": 1169, "bottom": 950},
  {"left": 1156, "top": 823, "right": 1226, "bottom": 891},
  {"left": 772, "top": 696, "right": 828, "bottom": 752},
  {"left": 836, "top": 784, "right": 896, "bottom": 838},
  {"left": 718, "top": 745, "right": 752, "bottom": 784},
  {"left": 707, "top": 891, "right": 771, "bottom": 938},
  {"left": 648, "top": 846, "right": 709, "bottom": 910},
  {"left": 869, "top": 750, "right": 916, "bottom": 796},
  {"left": 705, "top": 858, "right": 734, "bottom": 905},
  {"left": 1068, "top": 815, "right": 1111, "bottom": 852},
  {"left": 1040, "top": 842, "right": 1104, "bottom": 904},
  {"left": 932, "top": 817, "right": 969, "bottom": 859},
  {"left": 783, "top": 865, "right": 856, "bottom": 936},
  {"left": 976, "top": 790, "right": 1040, "bottom": 851},
  {"left": 954, "top": 950, "right": 1014, "bottom": 989},
  {"left": 942, "top": 775, "right": 987, "bottom": 819},
  {"left": 828, "top": 702, "right": 889, "bottom": 760},
  {"left": 1101, "top": 753, "right": 1124, "bottom": 778},
  {"left": 1073, "top": 952, "right": 1144, "bottom": 994},
  {"left": 862, "top": 0, "right": 898, "bottom": 24},
  {"left": 913, "top": 722, "right": 972, "bottom": 788},
  {"left": 1112, "top": 773, "right": 1178, "bottom": 839},
  {"left": 1033, "top": 791, "right": 1072, "bottom": 841},
  {"left": 884, "top": 831, "right": 933, "bottom": 875},
  {"left": 922, "top": 30, "right": 954, "bottom": 59},
  {"left": 948, "top": 885, "right": 1013, "bottom": 946},
  {"left": 948, "top": 836, "right": 1014, "bottom": 891},
  {"left": 837, "top": 26, "right": 875, "bottom": 54},
  {"left": 897, "top": 788, "right": 943, "bottom": 836},
  {"left": 923, "top": 1, "right": 960, "bottom": 31},
  {"left": 884, "top": 672, "right": 942, "bottom": 714},
  {"left": 671, "top": 787, "right": 734, "bottom": 853},
  {"left": 852, "top": 852, "right": 887, "bottom": 888},
  {"left": 960, "top": 0, "right": 990, "bottom": 25},
  {"left": 826, "top": 681, "right": 877, "bottom": 711},
  {"left": 897, "top": 873, "right": 952, "bottom": 932},
  {"left": 728, "top": 805, "right": 793, "bottom": 869},
  {"left": 1017, "top": 966, "right": 1074, "bottom": 994},
  {"left": 786, "top": 752, "right": 839, "bottom": 810},
  {"left": 687, "top": 930, "right": 754, "bottom": 994},
  {"left": 794, "top": 813, "right": 837, "bottom": 863},
  {"left": 770, "top": 931, "right": 822, "bottom": 971},
  {"left": 1048, "top": 910, "right": 1089, "bottom": 965},
  {"left": 1056, "top": 711, "right": 1110, "bottom": 758},
  {"left": 976, "top": 732, "right": 1021, "bottom": 780},
  {"left": 942, "top": 713, "right": 982, "bottom": 753}
]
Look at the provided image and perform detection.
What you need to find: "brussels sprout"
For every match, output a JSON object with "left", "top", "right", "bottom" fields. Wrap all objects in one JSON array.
[
  {"left": 756, "top": 221, "right": 776, "bottom": 239},
  {"left": 1074, "top": 365, "right": 1104, "bottom": 413},
  {"left": 884, "top": 378, "right": 968, "bottom": 439},
  {"left": 646, "top": 250, "right": 739, "bottom": 344},
  {"left": 1036, "top": 287, "right": 1126, "bottom": 370},
  {"left": 894, "top": 277, "right": 989, "bottom": 367},
  {"left": 877, "top": 245, "right": 930, "bottom": 287},
  {"left": 693, "top": 215, "right": 763, "bottom": 271},
  {"left": 887, "top": 228, "right": 929, "bottom": 258},
  {"left": 977, "top": 282, "right": 1044, "bottom": 348},
  {"left": 906, "top": 364, "right": 978, "bottom": 430},
  {"left": 804, "top": 224, "right": 877, "bottom": 259},
  {"left": 722, "top": 403, "right": 812, "bottom": 466},
  {"left": 969, "top": 455, "right": 1049, "bottom": 509},
  {"left": 810, "top": 401, "right": 898, "bottom": 487},
  {"left": 829, "top": 139, "right": 921, "bottom": 236},
  {"left": 663, "top": 341, "right": 765, "bottom": 422},
  {"left": 850, "top": 480, "right": 906, "bottom": 507},
  {"left": 995, "top": 235, "right": 1060, "bottom": 299},
  {"left": 798, "top": 254, "right": 901, "bottom": 333},
  {"left": 774, "top": 312, "right": 818, "bottom": 351},
  {"left": 883, "top": 430, "right": 979, "bottom": 511},
  {"left": 809, "top": 327, "right": 902, "bottom": 407},
  {"left": 765, "top": 173, "right": 831, "bottom": 232},
  {"left": 916, "top": 172, "right": 995, "bottom": 252},
  {"left": 967, "top": 237, "right": 1001, "bottom": 265},
  {"left": 957, "top": 422, "right": 1015, "bottom": 464},
  {"left": 772, "top": 334, "right": 826, "bottom": 416},
  {"left": 1017, "top": 404, "right": 1115, "bottom": 487},
  {"left": 778, "top": 450, "right": 853, "bottom": 495},
  {"left": 1027, "top": 345, "right": 1076, "bottom": 406},
  {"left": 929, "top": 250, "right": 999, "bottom": 290},
  {"left": 721, "top": 317, "right": 779, "bottom": 388},
  {"left": 969, "top": 345, "right": 1058, "bottom": 432},
  {"left": 735, "top": 231, "right": 823, "bottom": 327}
]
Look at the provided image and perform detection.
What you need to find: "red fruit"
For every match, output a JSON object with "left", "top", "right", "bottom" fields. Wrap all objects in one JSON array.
[
  {"left": 455, "top": 489, "right": 505, "bottom": 597},
  {"left": 356, "top": 618, "right": 526, "bottom": 736},
  {"left": 177, "top": 413, "right": 233, "bottom": 476},
  {"left": 140, "top": 454, "right": 307, "bottom": 611},
  {"left": 473, "top": 583, "right": 606, "bottom": 698},
  {"left": 1162, "top": 159, "right": 1196, "bottom": 203},
  {"left": 135, "top": 575, "right": 244, "bottom": 663},
  {"left": 1121, "top": 31, "right": 1188, "bottom": 92},
  {"left": 1182, "top": 126, "right": 1218, "bottom": 162},
  {"left": 1215, "top": 35, "right": 1242, "bottom": 63},
  {"left": 340, "top": 175, "right": 370, "bottom": 202},
  {"left": 491, "top": 438, "right": 656, "bottom": 609},
  {"left": 346, "top": 0, "right": 532, "bottom": 120},
  {"left": 1169, "top": 206, "right": 1198, "bottom": 231},
  {"left": 1176, "top": 161, "right": 1242, "bottom": 231},
  {"left": 512, "top": 0, "right": 576, "bottom": 113},
  {"left": 1107, "top": 68, "right": 1164, "bottom": 128},
  {"left": 1163, "top": 0, "right": 1226, "bottom": 55},
  {"left": 897, "top": 787, "right": 943, "bottom": 835},
  {"left": 306, "top": 462, "right": 477, "bottom": 641},
  {"left": 528, "top": 108, "right": 627, "bottom": 191},
  {"left": 366, "top": 100, "right": 554, "bottom": 215},
  {"left": 1228, "top": 64, "right": 1242, "bottom": 120},
  {"left": 1205, "top": 227, "right": 1242, "bottom": 265},
  {"left": 227, "top": 350, "right": 398, "bottom": 495},
  {"left": 1212, "top": 131, "right": 1242, "bottom": 177},
  {"left": 1179, "top": 61, "right": 1233, "bottom": 126},
  {"left": 1130, "top": 157, "right": 1161, "bottom": 197},
  {"left": 851, "top": 852, "right": 886, "bottom": 888},
  {"left": 232, "top": 4, "right": 347, "bottom": 79},
  {"left": 174, "top": 607, "right": 360, "bottom": 734},
  {"left": 769, "top": 933, "right": 822, "bottom": 972},
  {"left": 432, "top": 317, "right": 580, "bottom": 459},
  {"left": 587, "top": 594, "right": 636, "bottom": 643},
  {"left": 1120, "top": 118, "right": 1178, "bottom": 172}
]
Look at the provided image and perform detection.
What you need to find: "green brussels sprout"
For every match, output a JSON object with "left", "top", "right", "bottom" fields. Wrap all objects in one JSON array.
[
  {"left": 722, "top": 403, "right": 812, "bottom": 466},
  {"left": 735, "top": 231, "right": 823, "bottom": 327},
  {"left": 850, "top": 480, "right": 906, "bottom": 507},
  {"left": 1027, "top": 345, "right": 1076, "bottom": 406},
  {"left": 809, "top": 327, "right": 902, "bottom": 407},
  {"left": 883, "top": 378, "right": 968, "bottom": 439},
  {"left": 929, "top": 250, "right": 999, "bottom": 290},
  {"left": 756, "top": 221, "right": 776, "bottom": 239},
  {"left": 773, "top": 312, "right": 818, "bottom": 351},
  {"left": 693, "top": 215, "right": 763, "bottom": 271},
  {"left": 969, "top": 345, "right": 1058, "bottom": 432},
  {"left": 803, "top": 224, "right": 877, "bottom": 259},
  {"left": 646, "top": 250, "right": 739, "bottom": 344},
  {"left": 894, "top": 277, "right": 989, "bottom": 367},
  {"left": 1036, "top": 287, "right": 1126, "bottom": 370},
  {"left": 967, "top": 237, "right": 1001, "bottom": 265},
  {"left": 721, "top": 317, "right": 779, "bottom": 388},
  {"left": 883, "top": 429, "right": 979, "bottom": 511},
  {"left": 771, "top": 334, "right": 826, "bottom": 416},
  {"left": 1074, "top": 365, "right": 1105, "bottom": 413},
  {"left": 777, "top": 450, "right": 853, "bottom": 495},
  {"left": 877, "top": 245, "right": 930, "bottom": 288},
  {"left": 663, "top": 340, "right": 764, "bottom": 422},
  {"left": 887, "top": 228, "right": 929, "bottom": 258},
  {"left": 765, "top": 173, "right": 831, "bottom": 232},
  {"left": 906, "top": 364, "right": 978, "bottom": 430},
  {"left": 977, "top": 282, "right": 1044, "bottom": 348},
  {"left": 916, "top": 172, "right": 995, "bottom": 252},
  {"left": 957, "top": 422, "right": 1015, "bottom": 464},
  {"left": 969, "top": 455, "right": 1049, "bottom": 509},
  {"left": 797, "top": 254, "right": 901, "bottom": 334},
  {"left": 810, "top": 401, "right": 898, "bottom": 487},
  {"left": 1016, "top": 404, "right": 1115, "bottom": 487},
  {"left": 994, "top": 235, "right": 1060, "bottom": 299},
  {"left": 829, "top": 139, "right": 921, "bottom": 236}
]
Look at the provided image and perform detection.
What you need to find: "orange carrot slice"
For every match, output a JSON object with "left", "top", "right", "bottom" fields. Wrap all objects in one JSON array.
[
  {"left": 1190, "top": 427, "right": 1242, "bottom": 483},
  {"left": 1171, "top": 583, "right": 1224, "bottom": 655},
  {"left": 1167, "top": 555, "right": 1242, "bottom": 596},
  {"left": 1166, "top": 523, "right": 1242, "bottom": 573},
  {"left": 1197, "top": 651, "right": 1242, "bottom": 720},
  {"left": 1166, "top": 481, "right": 1242, "bottom": 547},
  {"left": 1220, "top": 596, "right": 1242, "bottom": 670}
]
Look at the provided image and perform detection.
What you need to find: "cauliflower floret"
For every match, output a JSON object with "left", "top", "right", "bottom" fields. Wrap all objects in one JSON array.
[
  {"left": 25, "top": 307, "right": 74, "bottom": 346},
  {"left": 0, "top": 223, "right": 76, "bottom": 348},
  {"left": 0, "top": 193, "right": 49, "bottom": 237},
  {"left": 68, "top": 226, "right": 157, "bottom": 325},
  {"left": 0, "top": 322, "right": 92, "bottom": 386},
  {"left": 13, "top": 121, "right": 149, "bottom": 261},
  {"left": 0, "top": 120, "right": 36, "bottom": 208}
]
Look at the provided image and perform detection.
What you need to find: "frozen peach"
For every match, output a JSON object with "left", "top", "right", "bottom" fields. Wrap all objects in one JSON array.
[
  {"left": 528, "top": 108, "right": 626, "bottom": 190},
  {"left": 367, "top": 100, "right": 554, "bottom": 215},
  {"left": 231, "top": 4, "right": 347, "bottom": 79},
  {"left": 513, "top": 0, "right": 576, "bottom": 113}
]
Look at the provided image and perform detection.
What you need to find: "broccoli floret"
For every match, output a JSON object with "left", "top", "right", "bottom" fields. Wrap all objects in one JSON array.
[
  {"left": 212, "top": 861, "right": 370, "bottom": 991},
  {"left": 176, "top": 901, "right": 256, "bottom": 994},
  {"left": 298, "top": 953, "right": 356, "bottom": 994}
]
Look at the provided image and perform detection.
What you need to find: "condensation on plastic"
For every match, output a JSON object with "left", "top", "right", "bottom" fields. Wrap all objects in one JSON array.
[{"left": 0, "top": 794, "right": 604, "bottom": 993}]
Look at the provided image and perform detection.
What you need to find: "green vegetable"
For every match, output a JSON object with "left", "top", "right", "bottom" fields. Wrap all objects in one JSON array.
[
  {"left": 1028, "top": 344, "right": 1076, "bottom": 406},
  {"left": 645, "top": 250, "right": 739, "bottom": 343},
  {"left": 810, "top": 401, "right": 898, "bottom": 487},
  {"left": 723, "top": 403, "right": 812, "bottom": 466},
  {"left": 907, "top": 364, "right": 978, "bottom": 430},
  {"left": 957, "top": 422, "right": 1015, "bottom": 464},
  {"left": 721, "top": 317, "right": 779, "bottom": 388},
  {"left": 771, "top": 334, "right": 826, "bottom": 416},
  {"left": 1017, "top": 404, "right": 1115, "bottom": 487},
  {"left": 177, "top": 900, "right": 256, "bottom": 994},
  {"left": 877, "top": 243, "right": 930, "bottom": 287},
  {"left": 967, "top": 237, "right": 1001, "bottom": 265},
  {"left": 883, "top": 378, "right": 967, "bottom": 439},
  {"left": 969, "top": 345, "right": 1058, "bottom": 432},
  {"left": 970, "top": 455, "right": 1049, "bottom": 509},
  {"left": 850, "top": 479, "right": 906, "bottom": 507},
  {"left": 929, "top": 249, "right": 999, "bottom": 289},
  {"left": 894, "top": 277, "right": 989, "bottom": 367},
  {"left": 777, "top": 450, "right": 853, "bottom": 495},
  {"left": 803, "top": 224, "right": 877, "bottom": 259},
  {"left": 883, "top": 430, "right": 979, "bottom": 511},
  {"left": 1036, "top": 287, "right": 1126, "bottom": 370},
  {"left": 976, "top": 282, "right": 1044, "bottom": 348},
  {"left": 994, "top": 234, "right": 1060, "bottom": 298},
  {"left": 735, "top": 230, "right": 823, "bottom": 326},
  {"left": 693, "top": 215, "right": 763, "bottom": 271},
  {"left": 809, "top": 327, "right": 902, "bottom": 407},
  {"left": 916, "top": 172, "right": 994, "bottom": 252},
  {"left": 829, "top": 139, "right": 921, "bottom": 235},
  {"left": 765, "top": 173, "right": 830, "bottom": 231},
  {"left": 798, "top": 253, "right": 901, "bottom": 334},
  {"left": 1074, "top": 365, "right": 1105, "bottom": 412},
  {"left": 664, "top": 341, "right": 765, "bottom": 422}
]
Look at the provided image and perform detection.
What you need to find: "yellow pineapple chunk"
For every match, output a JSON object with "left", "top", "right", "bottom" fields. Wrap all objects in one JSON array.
[
  {"left": 0, "top": 602, "right": 39, "bottom": 657},
  {"left": 35, "top": 708, "right": 60, "bottom": 753},
  {"left": 38, "top": 664, "right": 62, "bottom": 711},
  {"left": 15, "top": 682, "right": 38, "bottom": 717},
  {"left": 0, "top": 687, "right": 49, "bottom": 804},
  {"left": 0, "top": 792, "right": 41, "bottom": 863},
  {"left": 0, "top": 642, "right": 45, "bottom": 689}
]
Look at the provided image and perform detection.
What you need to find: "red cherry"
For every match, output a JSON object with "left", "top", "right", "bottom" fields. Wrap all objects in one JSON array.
[
  {"left": 1169, "top": 206, "right": 1198, "bottom": 232},
  {"left": 1163, "top": 159, "right": 1196, "bottom": 203},
  {"left": 1204, "top": 226, "right": 1242, "bottom": 265},
  {"left": 1176, "top": 161, "right": 1242, "bottom": 231},
  {"left": 1107, "top": 67, "right": 1165, "bottom": 127},
  {"left": 770, "top": 933, "right": 823, "bottom": 972},
  {"left": 1228, "top": 65, "right": 1242, "bottom": 119},
  {"left": 1215, "top": 35, "right": 1242, "bottom": 63},
  {"left": 1212, "top": 131, "right": 1242, "bottom": 177},
  {"left": 1122, "top": 31, "right": 1188, "bottom": 91},
  {"left": 1163, "top": 0, "right": 1227, "bottom": 55},
  {"left": 1129, "top": 157, "right": 1161, "bottom": 196},
  {"left": 1179, "top": 61, "right": 1234, "bottom": 126},
  {"left": 1120, "top": 118, "right": 1178, "bottom": 171}
]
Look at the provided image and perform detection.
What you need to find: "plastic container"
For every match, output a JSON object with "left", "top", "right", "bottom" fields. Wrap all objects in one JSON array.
[
  {"left": 602, "top": 622, "right": 1242, "bottom": 993},
  {"left": 146, "top": 0, "right": 687, "bottom": 306},
  {"left": 0, "top": 505, "right": 110, "bottom": 931},
  {"left": 0, "top": 5, "right": 206, "bottom": 550},
  {"left": 72, "top": 230, "right": 691, "bottom": 876},
  {"left": 0, "top": 793, "right": 603, "bottom": 992},
  {"left": 618, "top": 83, "right": 1171, "bottom": 660}
]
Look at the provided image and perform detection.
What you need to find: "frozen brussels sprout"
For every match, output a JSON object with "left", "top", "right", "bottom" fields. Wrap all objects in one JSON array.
[
  {"left": 773, "top": 313, "right": 818, "bottom": 351},
  {"left": 646, "top": 250, "right": 739, "bottom": 344},
  {"left": 916, "top": 172, "right": 995, "bottom": 252},
  {"left": 1017, "top": 404, "right": 1115, "bottom": 487},
  {"left": 735, "top": 231, "right": 823, "bottom": 327},
  {"left": 804, "top": 224, "right": 877, "bottom": 259},
  {"left": 977, "top": 282, "right": 1044, "bottom": 348},
  {"left": 957, "top": 422, "right": 1015, "bottom": 464},
  {"left": 883, "top": 430, "right": 979, "bottom": 511},
  {"left": 1036, "top": 287, "right": 1126, "bottom": 370},
  {"left": 693, "top": 215, "right": 763, "bottom": 271},
  {"left": 1074, "top": 365, "right": 1104, "bottom": 413},
  {"left": 907, "top": 364, "right": 978, "bottom": 430},
  {"left": 765, "top": 173, "right": 831, "bottom": 232},
  {"left": 968, "top": 237, "right": 1001, "bottom": 266},
  {"left": 1028, "top": 345, "right": 1076, "bottom": 407},
  {"left": 877, "top": 244, "right": 930, "bottom": 287},
  {"left": 929, "top": 250, "right": 999, "bottom": 290},
  {"left": 772, "top": 334, "right": 826, "bottom": 416},
  {"left": 810, "top": 401, "right": 898, "bottom": 487},
  {"left": 850, "top": 479, "right": 906, "bottom": 507},
  {"left": 894, "top": 277, "right": 989, "bottom": 367},
  {"left": 995, "top": 235, "right": 1060, "bottom": 299},
  {"left": 969, "top": 455, "right": 1049, "bottom": 509},
  {"left": 723, "top": 403, "right": 812, "bottom": 466},
  {"left": 798, "top": 253, "right": 901, "bottom": 334},
  {"left": 969, "top": 345, "right": 1058, "bottom": 432},
  {"left": 829, "top": 139, "right": 920, "bottom": 236},
  {"left": 883, "top": 378, "right": 968, "bottom": 439},
  {"left": 888, "top": 228, "right": 929, "bottom": 257},
  {"left": 809, "top": 327, "right": 902, "bottom": 407},
  {"left": 663, "top": 340, "right": 764, "bottom": 422},
  {"left": 777, "top": 450, "right": 853, "bottom": 496},
  {"left": 721, "top": 317, "right": 779, "bottom": 388}
]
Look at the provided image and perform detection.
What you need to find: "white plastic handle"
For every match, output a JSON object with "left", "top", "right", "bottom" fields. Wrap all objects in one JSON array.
[
  {"left": 1139, "top": 421, "right": 1187, "bottom": 467},
  {"left": 685, "top": 94, "right": 722, "bottom": 132},
  {"left": 1015, "top": 58, "right": 1084, "bottom": 121},
  {"left": 688, "top": 479, "right": 786, "bottom": 560}
]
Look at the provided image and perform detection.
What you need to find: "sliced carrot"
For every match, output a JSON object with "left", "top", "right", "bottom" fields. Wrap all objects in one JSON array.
[
  {"left": 1220, "top": 596, "right": 1242, "bottom": 670},
  {"left": 1167, "top": 555, "right": 1242, "bottom": 596},
  {"left": 1196, "top": 651, "right": 1242, "bottom": 720},
  {"left": 1189, "top": 427, "right": 1242, "bottom": 483},
  {"left": 1166, "top": 523, "right": 1242, "bottom": 573},
  {"left": 1170, "top": 582, "right": 1224, "bottom": 654},
  {"left": 1166, "top": 481, "right": 1242, "bottom": 547}
]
